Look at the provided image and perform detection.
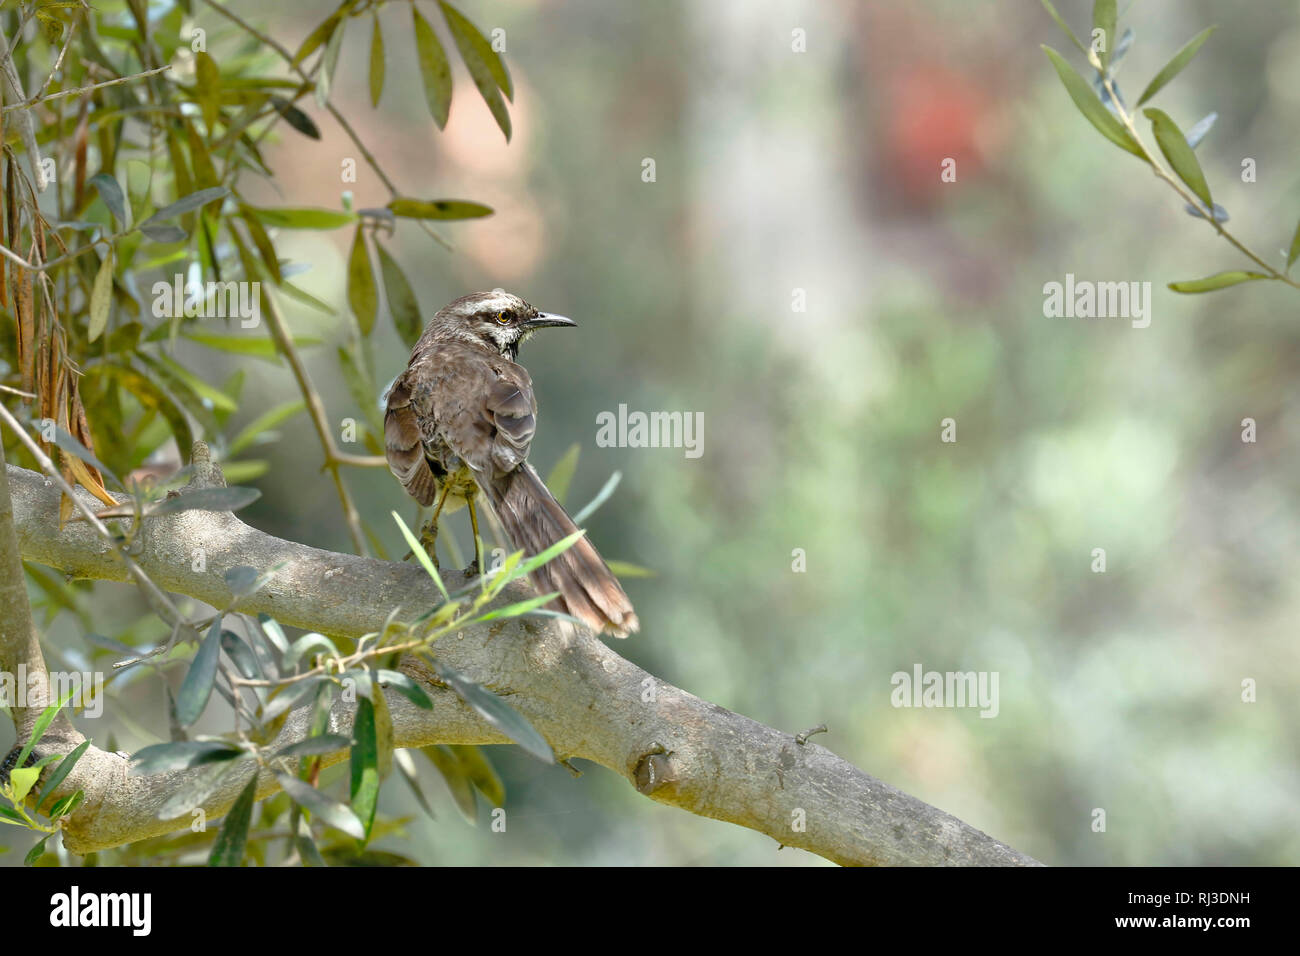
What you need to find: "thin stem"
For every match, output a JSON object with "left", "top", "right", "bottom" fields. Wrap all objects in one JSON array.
[
  {"left": 1099, "top": 68, "right": 1300, "bottom": 290},
  {"left": 4, "top": 64, "right": 174, "bottom": 114},
  {"left": 259, "top": 286, "right": 369, "bottom": 555},
  {"left": 0, "top": 21, "right": 48, "bottom": 190}
]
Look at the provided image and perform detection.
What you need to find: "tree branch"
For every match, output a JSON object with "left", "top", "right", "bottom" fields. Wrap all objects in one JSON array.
[{"left": 4, "top": 451, "right": 1041, "bottom": 866}]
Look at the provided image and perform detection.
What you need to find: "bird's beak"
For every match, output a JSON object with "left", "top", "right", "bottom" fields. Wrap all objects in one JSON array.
[{"left": 520, "top": 312, "right": 577, "bottom": 331}]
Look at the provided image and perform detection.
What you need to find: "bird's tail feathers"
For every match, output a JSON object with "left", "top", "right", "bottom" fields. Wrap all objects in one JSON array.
[{"left": 482, "top": 463, "right": 638, "bottom": 638}]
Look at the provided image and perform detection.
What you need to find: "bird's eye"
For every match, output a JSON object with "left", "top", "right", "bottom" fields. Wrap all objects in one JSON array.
[{"left": 496, "top": 311, "right": 509, "bottom": 324}]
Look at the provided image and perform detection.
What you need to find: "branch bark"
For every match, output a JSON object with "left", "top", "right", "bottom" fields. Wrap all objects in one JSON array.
[{"left": 4, "top": 451, "right": 1041, "bottom": 866}]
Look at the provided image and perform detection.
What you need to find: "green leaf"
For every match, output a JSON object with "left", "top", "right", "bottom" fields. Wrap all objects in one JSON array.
[
  {"left": 1041, "top": 46, "right": 1144, "bottom": 159},
  {"left": 1167, "top": 271, "right": 1271, "bottom": 293},
  {"left": 377, "top": 670, "right": 434, "bottom": 710},
  {"left": 291, "top": 810, "right": 327, "bottom": 866},
  {"left": 141, "top": 186, "right": 228, "bottom": 226},
  {"left": 375, "top": 243, "right": 422, "bottom": 348},
  {"left": 250, "top": 206, "right": 357, "bottom": 230},
  {"left": 268, "top": 96, "right": 322, "bottom": 140},
  {"left": 448, "top": 745, "right": 505, "bottom": 807},
  {"left": 420, "top": 745, "right": 477, "bottom": 823},
  {"left": 336, "top": 343, "right": 383, "bottom": 432},
  {"left": 571, "top": 471, "right": 621, "bottom": 524},
  {"left": 437, "top": 665, "right": 553, "bottom": 763},
  {"left": 220, "top": 629, "right": 263, "bottom": 678},
  {"left": 139, "top": 223, "right": 186, "bottom": 244},
  {"left": 316, "top": 18, "right": 345, "bottom": 109},
  {"left": 369, "top": 14, "right": 385, "bottom": 107},
  {"left": 262, "top": 677, "right": 328, "bottom": 721},
  {"left": 387, "top": 198, "right": 492, "bottom": 220},
  {"left": 514, "top": 529, "right": 586, "bottom": 581},
  {"left": 150, "top": 353, "right": 238, "bottom": 412},
  {"left": 347, "top": 225, "right": 378, "bottom": 336},
  {"left": 34, "top": 740, "right": 90, "bottom": 814},
  {"left": 1136, "top": 26, "right": 1218, "bottom": 107},
  {"left": 1287, "top": 219, "right": 1300, "bottom": 271},
  {"left": 283, "top": 632, "right": 338, "bottom": 670},
  {"left": 1040, "top": 0, "right": 1088, "bottom": 55},
  {"left": 8, "top": 766, "right": 42, "bottom": 803},
  {"left": 131, "top": 740, "right": 244, "bottom": 775},
  {"left": 195, "top": 51, "right": 222, "bottom": 130},
  {"left": 291, "top": 7, "right": 347, "bottom": 66},
  {"left": 183, "top": 330, "right": 320, "bottom": 362},
  {"left": 440, "top": 0, "right": 511, "bottom": 138},
  {"left": 208, "top": 774, "right": 257, "bottom": 866},
  {"left": 413, "top": 7, "right": 453, "bottom": 128},
  {"left": 372, "top": 676, "right": 393, "bottom": 778},
  {"left": 89, "top": 173, "right": 127, "bottom": 227},
  {"left": 606, "top": 559, "right": 657, "bottom": 579},
  {"left": 158, "top": 759, "right": 246, "bottom": 819},
  {"left": 275, "top": 772, "right": 366, "bottom": 839},
  {"left": 47, "top": 790, "right": 85, "bottom": 819},
  {"left": 392, "top": 511, "right": 449, "bottom": 602},
  {"left": 475, "top": 591, "right": 559, "bottom": 623},
  {"left": 87, "top": 248, "right": 114, "bottom": 343},
  {"left": 24, "top": 834, "right": 52, "bottom": 866},
  {"left": 545, "top": 444, "right": 580, "bottom": 506},
  {"left": 176, "top": 619, "right": 223, "bottom": 726},
  {"left": 92, "top": 363, "right": 194, "bottom": 462},
  {"left": 259, "top": 613, "right": 290, "bottom": 655},
  {"left": 350, "top": 696, "right": 380, "bottom": 842},
  {"left": 395, "top": 749, "right": 437, "bottom": 820},
  {"left": 1092, "top": 0, "right": 1117, "bottom": 71},
  {"left": 14, "top": 687, "right": 76, "bottom": 775},
  {"left": 229, "top": 399, "right": 308, "bottom": 456},
  {"left": 238, "top": 208, "right": 283, "bottom": 283},
  {"left": 1143, "top": 108, "right": 1212, "bottom": 210},
  {"left": 143, "top": 486, "right": 262, "bottom": 517}
]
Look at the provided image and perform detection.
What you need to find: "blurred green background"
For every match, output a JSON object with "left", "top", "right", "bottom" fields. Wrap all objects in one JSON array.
[{"left": 12, "top": 0, "right": 1300, "bottom": 865}]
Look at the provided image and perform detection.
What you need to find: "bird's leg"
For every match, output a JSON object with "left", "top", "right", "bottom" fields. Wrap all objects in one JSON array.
[
  {"left": 464, "top": 490, "right": 484, "bottom": 578},
  {"left": 405, "top": 482, "right": 452, "bottom": 567}
]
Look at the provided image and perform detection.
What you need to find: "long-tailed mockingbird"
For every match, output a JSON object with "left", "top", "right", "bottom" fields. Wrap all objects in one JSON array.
[{"left": 384, "top": 291, "right": 639, "bottom": 637}]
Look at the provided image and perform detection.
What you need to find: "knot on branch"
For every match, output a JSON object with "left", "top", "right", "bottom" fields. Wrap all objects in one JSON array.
[
  {"left": 0, "top": 744, "right": 40, "bottom": 786},
  {"left": 633, "top": 746, "right": 681, "bottom": 796},
  {"left": 185, "top": 441, "right": 226, "bottom": 490}
]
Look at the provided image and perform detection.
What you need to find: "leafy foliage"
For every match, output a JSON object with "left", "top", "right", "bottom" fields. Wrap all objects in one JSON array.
[
  {"left": 1039, "top": 1, "right": 1300, "bottom": 295},
  {"left": 0, "top": 0, "right": 589, "bottom": 869}
]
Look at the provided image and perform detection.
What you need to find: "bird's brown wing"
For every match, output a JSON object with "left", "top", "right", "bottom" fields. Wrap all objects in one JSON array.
[
  {"left": 383, "top": 369, "right": 439, "bottom": 506},
  {"left": 483, "top": 376, "right": 537, "bottom": 478}
]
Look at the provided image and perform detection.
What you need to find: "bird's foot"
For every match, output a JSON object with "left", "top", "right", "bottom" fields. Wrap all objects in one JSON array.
[{"left": 404, "top": 520, "right": 441, "bottom": 569}]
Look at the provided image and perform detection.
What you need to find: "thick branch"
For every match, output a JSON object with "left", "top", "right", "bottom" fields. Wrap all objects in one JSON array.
[
  {"left": 5, "top": 457, "right": 1040, "bottom": 866},
  {"left": 0, "top": 439, "right": 76, "bottom": 742}
]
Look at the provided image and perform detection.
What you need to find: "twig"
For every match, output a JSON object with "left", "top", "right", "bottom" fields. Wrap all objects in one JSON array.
[
  {"left": 1097, "top": 65, "right": 1300, "bottom": 291},
  {"left": 0, "top": 22, "right": 48, "bottom": 190},
  {"left": 795, "top": 723, "right": 828, "bottom": 745},
  {"left": 3, "top": 64, "right": 174, "bottom": 114},
  {"left": 259, "top": 286, "right": 368, "bottom": 554}
]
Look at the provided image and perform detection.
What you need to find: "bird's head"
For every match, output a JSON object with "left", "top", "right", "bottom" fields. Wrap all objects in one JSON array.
[{"left": 428, "top": 291, "right": 575, "bottom": 360}]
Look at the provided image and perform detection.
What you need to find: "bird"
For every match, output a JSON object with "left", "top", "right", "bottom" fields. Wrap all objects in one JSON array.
[{"left": 384, "top": 291, "right": 639, "bottom": 638}]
